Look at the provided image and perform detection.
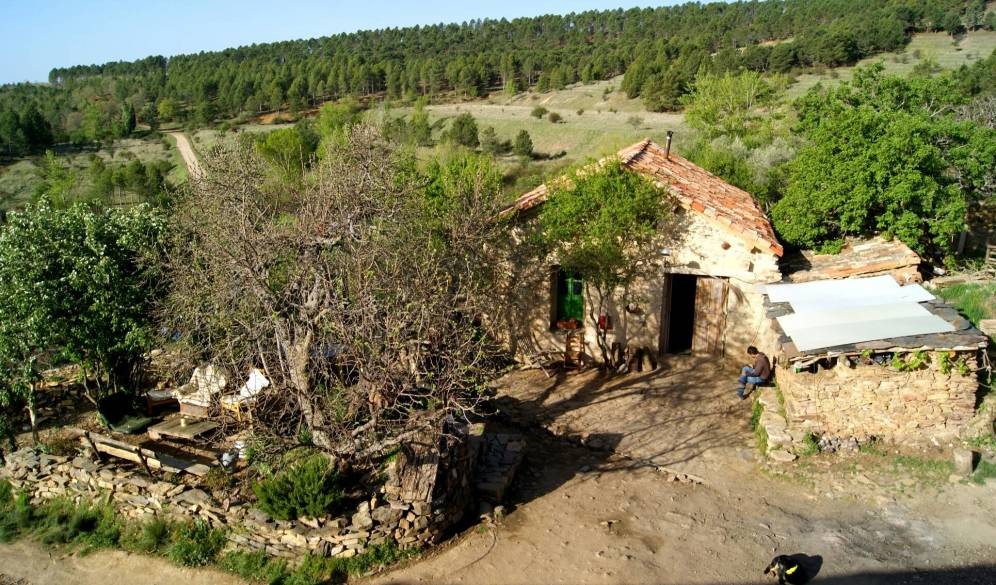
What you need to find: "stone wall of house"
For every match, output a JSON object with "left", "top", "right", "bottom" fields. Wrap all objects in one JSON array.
[
  {"left": 507, "top": 208, "right": 781, "bottom": 363},
  {"left": 776, "top": 351, "right": 981, "bottom": 445},
  {"left": 0, "top": 429, "right": 484, "bottom": 560}
]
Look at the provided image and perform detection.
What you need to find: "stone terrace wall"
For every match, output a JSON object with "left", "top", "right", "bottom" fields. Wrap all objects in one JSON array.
[
  {"left": 777, "top": 350, "right": 980, "bottom": 445},
  {"left": 1, "top": 431, "right": 480, "bottom": 560}
]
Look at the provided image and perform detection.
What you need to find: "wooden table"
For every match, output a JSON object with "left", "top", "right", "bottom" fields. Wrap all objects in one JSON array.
[{"left": 147, "top": 417, "right": 219, "bottom": 442}]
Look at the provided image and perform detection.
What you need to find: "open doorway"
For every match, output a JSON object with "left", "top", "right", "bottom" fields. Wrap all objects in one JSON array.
[
  {"left": 661, "top": 274, "right": 697, "bottom": 354},
  {"left": 660, "top": 274, "right": 729, "bottom": 356}
]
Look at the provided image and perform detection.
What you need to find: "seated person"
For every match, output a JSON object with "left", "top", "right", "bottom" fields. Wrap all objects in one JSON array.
[{"left": 737, "top": 345, "right": 771, "bottom": 400}]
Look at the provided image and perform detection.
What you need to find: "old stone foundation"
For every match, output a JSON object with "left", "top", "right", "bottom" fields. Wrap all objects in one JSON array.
[
  {"left": 776, "top": 350, "right": 981, "bottom": 449},
  {"left": 0, "top": 423, "right": 524, "bottom": 560}
]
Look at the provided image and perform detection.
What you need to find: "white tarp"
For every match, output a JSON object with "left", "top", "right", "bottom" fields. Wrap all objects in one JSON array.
[{"left": 765, "top": 276, "right": 955, "bottom": 352}]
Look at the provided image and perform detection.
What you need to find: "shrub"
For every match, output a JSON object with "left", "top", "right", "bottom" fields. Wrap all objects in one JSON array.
[
  {"left": 576, "top": 109, "right": 584, "bottom": 116},
  {"left": 445, "top": 112, "right": 479, "bottom": 148},
  {"left": 530, "top": 106, "right": 548, "bottom": 119},
  {"left": 253, "top": 454, "right": 346, "bottom": 521},
  {"left": 166, "top": 520, "right": 226, "bottom": 566},
  {"left": 219, "top": 550, "right": 290, "bottom": 584},
  {"left": 799, "top": 432, "right": 820, "bottom": 456},
  {"left": 31, "top": 498, "right": 121, "bottom": 552},
  {"left": 120, "top": 516, "right": 176, "bottom": 554},
  {"left": 547, "top": 112, "right": 563, "bottom": 123},
  {"left": 512, "top": 130, "right": 533, "bottom": 158},
  {"left": 626, "top": 115, "right": 644, "bottom": 128}
]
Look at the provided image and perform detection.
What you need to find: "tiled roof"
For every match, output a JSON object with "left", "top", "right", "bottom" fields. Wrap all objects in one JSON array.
[
  {"left": 501, "top": 139, "right": 783, "bottom": 257},
  {"left": 781, "top": 236, "right": 921, "bottom": 284}
]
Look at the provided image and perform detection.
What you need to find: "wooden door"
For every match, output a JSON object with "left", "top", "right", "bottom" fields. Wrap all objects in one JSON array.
[{"left": 692, "top": 278, "right": 729, "bottom": 355}]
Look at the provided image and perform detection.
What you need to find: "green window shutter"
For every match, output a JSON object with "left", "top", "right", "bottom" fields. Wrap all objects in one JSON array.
[{"left": 556, "top": 269, "right": 584, "bottom": 324}]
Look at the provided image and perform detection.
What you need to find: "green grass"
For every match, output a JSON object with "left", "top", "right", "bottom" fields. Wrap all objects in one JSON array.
[
  {"left": 798, "top": 432, "right": 820, "bottom": 457},
  {"left": 162, "top": 133, "right": 188, "bottom": 185},
  {"left": 166, "top": 520, "right": 226, "bottom": 567},
  {"left": 935, "top": 283, "right": 996, "bottom": 326},
  {"left": 0, "top": 134, "right": 181, "bottom": 211},
  {"left": 0, "top": 159, "right": 39, "bottom": 209},
  {"left": 785, "top": 30, "right": 996, "bottom": 99},
  {"left": 971, "top": 458, "right": 996, "bottom": 485},
  {"left": 420, "top": 102, "right": 685, "bottom": 166},
  {"left": 218, "top": 550, "right": 290, "bottom": 584},
  {"left": 0, "top": 480, "right": 418, "bottom": 584},
  {"left": 750, "top": 398, "right": 768, "bottom": 454}
]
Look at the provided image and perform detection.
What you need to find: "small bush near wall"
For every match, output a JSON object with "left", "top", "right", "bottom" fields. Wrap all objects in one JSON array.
[
  {"left": 253, "top": 454, "right": 346, "bottom": 521},
  {"left": 166, "top": 520, "right": 226, "bottom": 566}
]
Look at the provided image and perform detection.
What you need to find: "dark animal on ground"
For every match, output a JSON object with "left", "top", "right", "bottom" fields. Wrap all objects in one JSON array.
[{"left": 764, "top": 554, "right": 811, "bottom": 584}]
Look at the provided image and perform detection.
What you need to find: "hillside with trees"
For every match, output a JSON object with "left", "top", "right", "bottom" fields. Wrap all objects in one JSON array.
[{"left": 0, "top": 0, "right": 991, "bottom": 152}]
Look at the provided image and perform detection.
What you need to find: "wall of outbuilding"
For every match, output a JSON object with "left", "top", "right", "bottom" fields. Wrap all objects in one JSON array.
[{"left": 775, "top": 350, "right": 980, "bottom": 445}]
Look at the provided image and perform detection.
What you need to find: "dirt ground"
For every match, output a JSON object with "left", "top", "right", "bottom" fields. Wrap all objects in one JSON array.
[
  {"left": 0, "top": 540, "right": 244, "bottom": 585},
  {"left": 3, "top": 357, "right": 996, "bottom": 584},
  {"left": 372, "top": 358, "right": 996, "bottom": 584}
]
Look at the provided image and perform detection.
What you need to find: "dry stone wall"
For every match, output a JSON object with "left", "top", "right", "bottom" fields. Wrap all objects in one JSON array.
[
  {"left": 0, "top": 431, "right": 481, "bottom": 560},
  {"left": 776, "top": 351, "right": 980, "bottom": 445}
]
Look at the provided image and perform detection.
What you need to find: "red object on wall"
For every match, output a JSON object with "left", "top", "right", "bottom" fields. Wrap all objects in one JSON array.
[{"left": 598, "top": 314, "right": 613, "bottom": 330}]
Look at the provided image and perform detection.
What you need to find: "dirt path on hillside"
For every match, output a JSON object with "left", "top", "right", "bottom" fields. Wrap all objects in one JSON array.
[
  {"left": 167, "top": 132, "right": 202, "bottom": 179},
  {"left": 0, "top": 540, "right": 245, "bottom": 585}
]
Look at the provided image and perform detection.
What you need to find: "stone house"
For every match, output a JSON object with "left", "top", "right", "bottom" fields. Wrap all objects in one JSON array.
[{"left": 501, "top": 138, "right": 784, "bottom": 366}]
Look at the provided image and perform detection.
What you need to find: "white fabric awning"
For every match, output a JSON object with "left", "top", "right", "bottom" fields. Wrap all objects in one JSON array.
[{"left": 763, "top": 276, "right": 955, "bottom": 352}]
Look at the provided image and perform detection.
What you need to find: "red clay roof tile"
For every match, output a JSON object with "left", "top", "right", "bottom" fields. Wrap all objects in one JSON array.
[{"left": 502, "top": 139, "right": 784, "bottom": 256}]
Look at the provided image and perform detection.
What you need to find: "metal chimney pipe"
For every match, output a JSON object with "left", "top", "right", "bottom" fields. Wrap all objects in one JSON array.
[{"left": 665, "top": 131, "right": 673, "bottom": 159}]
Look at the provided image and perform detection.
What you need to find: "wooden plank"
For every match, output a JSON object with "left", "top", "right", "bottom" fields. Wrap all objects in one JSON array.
[
  {"left": 692, "top": 278, "right": 729, "bottom": 356},
  {"left": 148, "top": 418, "right": 218, "bottom": 442},
  {"left": 77, "top": 430, "right": 211, "bottom": 477}
]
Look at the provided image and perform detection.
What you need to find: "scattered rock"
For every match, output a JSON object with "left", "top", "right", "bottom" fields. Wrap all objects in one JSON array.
[
  {"left": 768, "top": 450, "right": 797, "bottom": 463},
  {"left": 952, "top": 448, "right": 975, "bottom": 477}
]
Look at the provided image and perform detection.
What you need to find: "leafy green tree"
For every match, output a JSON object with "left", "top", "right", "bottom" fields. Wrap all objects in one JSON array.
[
  {"left": 773, "top": 66, "right": 993, "bottom": 256},
  {"left": 0, "top": 201, "right": 165, "bottom": 441},
  {"left": 156, "top": 98, "right": 178, "bottom": 122},
  {"left": 479, "top": 126, "right": 501, "bottom": 155},
  {"left": 0, "top": 110, "right": 27, "bottom": 155},
  {"left": 446, "top": 112, "right": 479, "bottom": 148},
  {"left": 531, "top": 106, "right": 548, "bottom": 119},
  {"left": 255, "top": 126, "right": 317, "bottom": 181},
  {"left": 316, "top": 97, "right": 362, "bottom": 139},
  {"left": 408, "top": 97, "right": 433, "bottom": 146},
  {"left": 117, "top": 102, "right": 137, "bottom": 138},
  {"left": 140, "top": 102, "right": 159, "bottom": 131},
  {"left": 683, "top": 71, "right": 774, "bottom": 139},
  {"left": 512, "top": 129, "right": 533, "bottom": 158},
  {"left": 534, "top": 161, "right": 672, "bottom": 367}
]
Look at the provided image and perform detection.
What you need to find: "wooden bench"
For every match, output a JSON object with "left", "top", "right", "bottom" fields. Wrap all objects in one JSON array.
[{"left": 75, "top": 429, "right": 211, "bottom": 477}]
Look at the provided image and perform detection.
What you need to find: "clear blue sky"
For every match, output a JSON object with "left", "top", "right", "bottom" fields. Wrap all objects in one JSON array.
[{"left": 0, "top": 0, "right": 687, "bottom": 84}]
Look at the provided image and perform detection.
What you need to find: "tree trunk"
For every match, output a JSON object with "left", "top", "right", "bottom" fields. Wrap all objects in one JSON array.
[
  {"left": 590, "top": 286, "right": 612, "bottom": 368},
  {"left": 282, "top": 329, "right": 335, "bottom": 452},
  {"left": 27, "top": 384, "right": 39, "bottom": 445}
]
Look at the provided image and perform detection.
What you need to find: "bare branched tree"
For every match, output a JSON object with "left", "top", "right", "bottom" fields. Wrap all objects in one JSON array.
[{"left": 163, "top": 126, "right": 510, "bottom": 463}]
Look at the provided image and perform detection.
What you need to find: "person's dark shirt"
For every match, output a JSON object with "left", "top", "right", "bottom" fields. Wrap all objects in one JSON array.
[{"left": 753, "top": 352, "right": 771, "bottom": 380}]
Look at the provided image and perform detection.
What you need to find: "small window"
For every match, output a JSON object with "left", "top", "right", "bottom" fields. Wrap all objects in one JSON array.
[{"left": 553, "top": 268, "right": 584, "bottom": 328}]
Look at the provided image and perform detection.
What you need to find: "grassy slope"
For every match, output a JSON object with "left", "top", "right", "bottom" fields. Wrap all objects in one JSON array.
[
  {"left": 785, "top": 30, "right": 996, "bottom": 99},
  {"left": 4, "top": 31, "right": 990, "bottom": 210},
  {"left": 935, "top": 283, "right": 996, "bottom": 326},
  {"left": 0, "top": 135, "right": 179, "bottom": 211}
]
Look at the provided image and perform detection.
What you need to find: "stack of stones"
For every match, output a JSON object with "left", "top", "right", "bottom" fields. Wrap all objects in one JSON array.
[
  {"left": 0, "top": 438, "right": 478, "bottom": 560},
  {"left": 777, "top": 350, "right": 980, "bottom": 445},
  {"left": 754, "top": 388, "right": 796, "bottom": 463},
  {"left": 473, "top": 433, "right": 525, "bottom": 502}
]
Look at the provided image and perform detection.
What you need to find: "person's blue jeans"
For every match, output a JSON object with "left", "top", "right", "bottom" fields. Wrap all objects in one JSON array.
[{"left": 737, "top": 366, "right": 764, "bottom": 398}]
